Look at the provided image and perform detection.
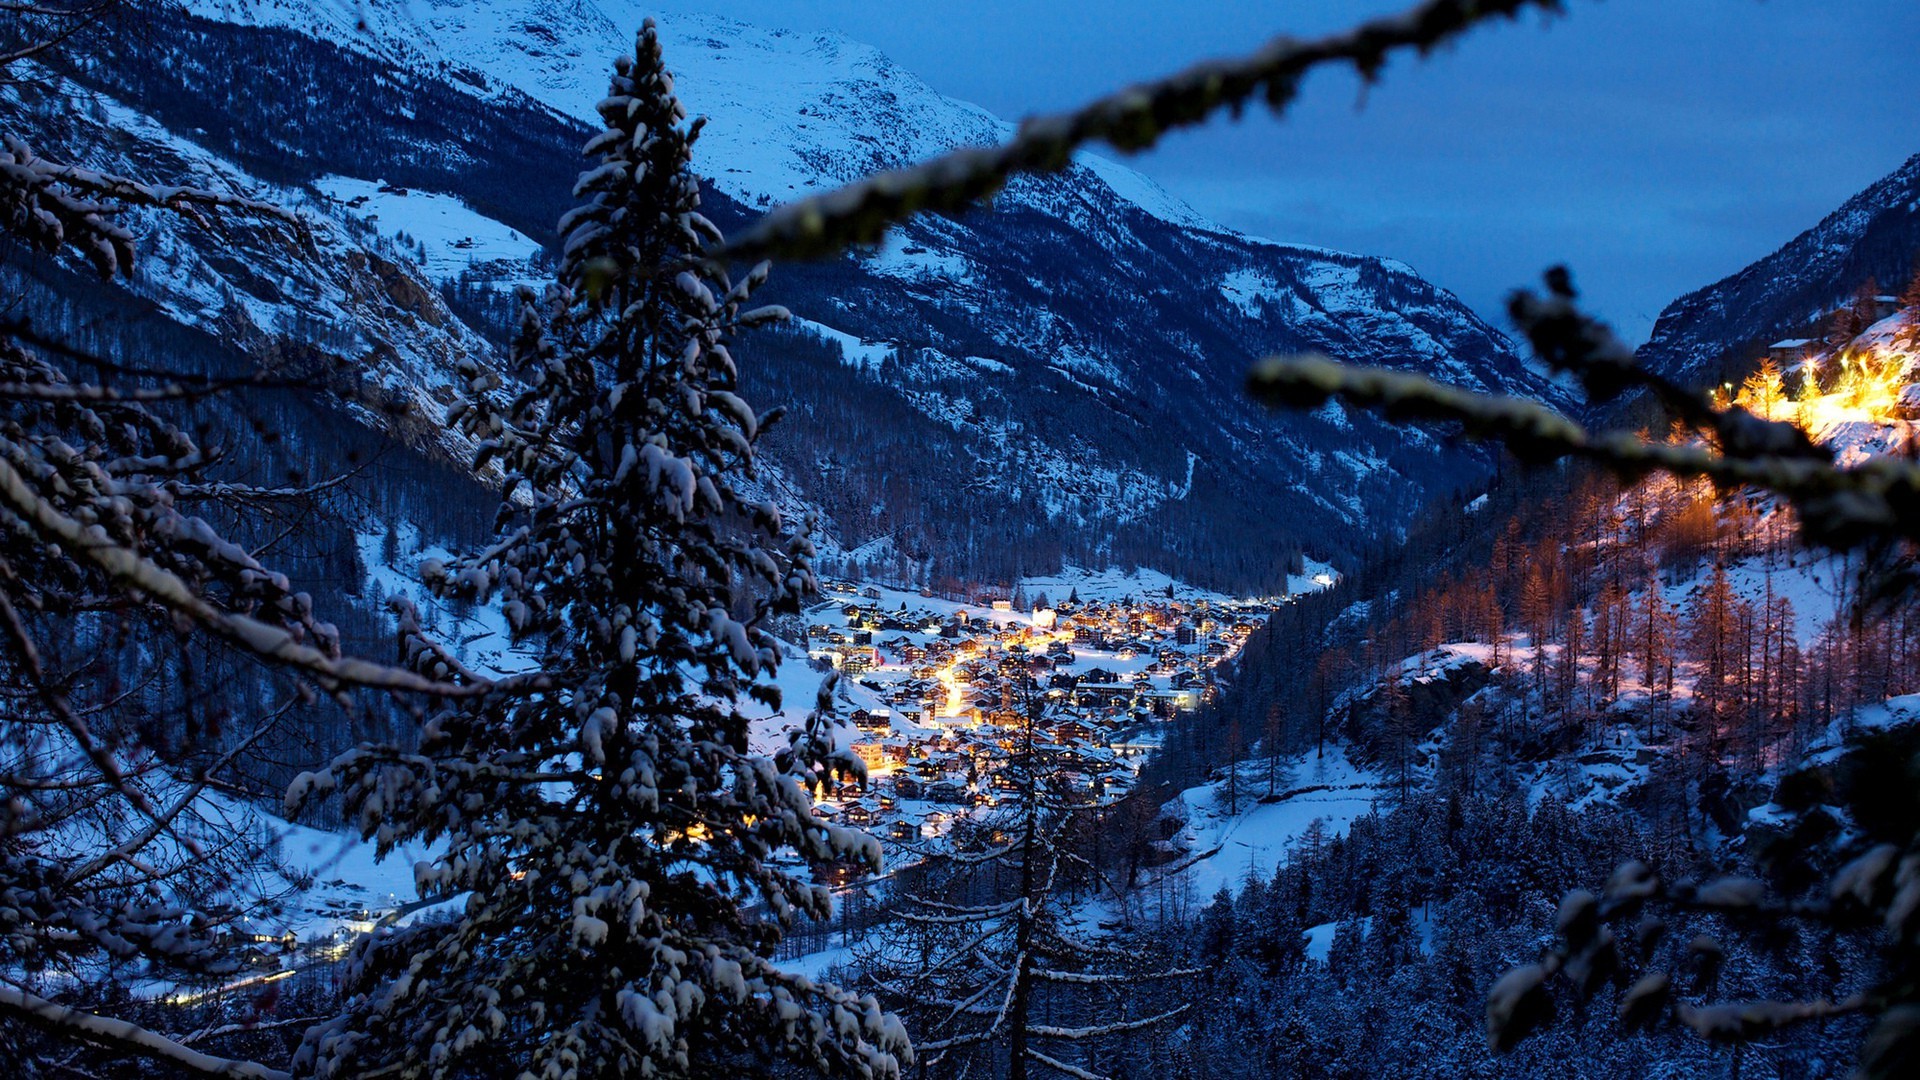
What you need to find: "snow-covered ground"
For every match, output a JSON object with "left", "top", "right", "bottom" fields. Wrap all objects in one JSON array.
[
  {"left": 356, "top": 523, "right": 539, "bottom": 678},
  {"left": 1160, "top": 747, "right": 1387, "bottom": 902},
  {"left": 1017, "top": 560, "right": 1337, "bottom": 607},
  {"left": 315, "top": 175, "right": 543, "bottom": 284},
  {"left": 789, "top": 316, "right": 895, "bottom": 372},
  {"left": 1302, "top": 908, "right": 1436, "bottom": 963}
]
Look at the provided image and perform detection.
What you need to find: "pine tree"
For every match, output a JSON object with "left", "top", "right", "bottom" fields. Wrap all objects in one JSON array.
[
  {"left": 1827, "top": 278, "right": 1879, "bottom": 352},
  {"left": 1636, "top": 583, "right": 1676, "bottom": 740},
  {"left": 290, "top": 25, "right": 906, "bottom": 1078},
  {"left": 1686, "top": 563, "right": 1744, "bottom": 742},
  {"left": 1741, "top": 355, "right": 1784, "bottom": 420}
]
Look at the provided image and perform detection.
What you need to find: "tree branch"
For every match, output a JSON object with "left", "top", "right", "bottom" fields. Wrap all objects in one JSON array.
[{"left": 0, "top": 984, "right": 292, "bottom": 1080}]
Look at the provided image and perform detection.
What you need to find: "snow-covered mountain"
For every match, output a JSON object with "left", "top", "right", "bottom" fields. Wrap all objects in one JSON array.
[
  {"left": 1639, "top": 151, "right": 1920, "bottom": 383},
  {"left": 20, "top": 1, "right": 1573, "bottom": 590}
]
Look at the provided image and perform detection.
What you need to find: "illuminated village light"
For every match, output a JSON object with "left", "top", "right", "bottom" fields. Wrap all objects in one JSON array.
[{"left": 1736, "top": 341, "right": 1914, "bottom": 433}]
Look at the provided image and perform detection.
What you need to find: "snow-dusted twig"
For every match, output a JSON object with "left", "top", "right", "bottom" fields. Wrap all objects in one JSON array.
[
  {"left": 1028, "top": 1003, "right": 1191, "bottom": 1040},
  {"left": 1246, "top": 353, "right": 1920, "bottom": 553},
  {"left": 0, "top": 983, "right": 292, "bottom": 1080},
  {"left": 0, "top": 132, "right": 306, "bottom": 279},
  {"left": 0, "top": 447, "right": 510, "bottom": 698},
  {"left": 1025, "top": 1046, "right": 1109, "bottom": 1080}
]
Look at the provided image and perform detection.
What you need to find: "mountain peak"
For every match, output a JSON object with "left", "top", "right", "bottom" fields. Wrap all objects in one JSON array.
[{"left": 189, "top": 0, "right": 1226, "bottom": 230}]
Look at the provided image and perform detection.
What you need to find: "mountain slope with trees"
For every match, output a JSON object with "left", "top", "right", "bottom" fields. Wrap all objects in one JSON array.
[
  {"left": 30, "top": 1, "right": 1573, "bottom": 593},
  {"left": 1639, "top": 151, "right": 1920, "bottom": 385}
]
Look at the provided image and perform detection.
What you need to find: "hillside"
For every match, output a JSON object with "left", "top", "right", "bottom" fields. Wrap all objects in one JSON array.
[{"left": 1125, "top": 218, "right": 1920, "bottom": 1077}]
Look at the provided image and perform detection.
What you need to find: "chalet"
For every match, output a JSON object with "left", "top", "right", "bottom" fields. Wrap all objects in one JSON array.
[
  {"left": 1144, "top": 688, "right": 1201, "bottom": 714},
  {"left": 850, "top": 744, "right": 884, "bottom": 774},
  {"left": 1768, "top": 339, "right": 1816, "bottom": 367},
  {"left": 926, "top": 780, "right": 969, "bottom": 804},
  {"left": 1175, "top": 623, "right": 1198, "bottom": 646},
  {"left": 1074, "top": 682, "right": 1133, "bottom": 708}
]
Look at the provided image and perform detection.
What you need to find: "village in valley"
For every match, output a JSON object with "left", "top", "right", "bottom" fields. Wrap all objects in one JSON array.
[{"left": 791, "top": 575, "right": 1308, "bottom": 855}]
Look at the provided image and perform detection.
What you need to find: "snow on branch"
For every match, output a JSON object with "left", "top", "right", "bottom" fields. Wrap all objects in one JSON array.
[
  {"left": 1024, "top": 1046, "right": 1110, "bottom": 1080},
  {"left": 0, "top": 445, "right": 495, "bottom": 698},
  {"left": 1028, "top": 1003, "right": 1192, "bottom": 1040},
  {"left": 717, "top": 0, "right": 1559, "bottom": 262},
  {"left": 0, "top": 133, "right": 307, "bottom": 278},
  {"left": 0, "top": 983, "right": 293, "bottom": 1080}
]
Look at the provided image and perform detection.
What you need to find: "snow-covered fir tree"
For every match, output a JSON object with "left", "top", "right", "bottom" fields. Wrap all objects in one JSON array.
[{"left": 288, "top": 23, "right": 908, "bottom": 1079}]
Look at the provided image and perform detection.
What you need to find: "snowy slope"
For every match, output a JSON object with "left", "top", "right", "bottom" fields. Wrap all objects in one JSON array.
[
  {"left": 0, "top": 78, "right": 500, "bottom": 463},
  {"left": 316, "top": 175, "right": 543, "bottom": 286},
  {"left": 191, "top": 0, "right": 1211, "bottom": 229}
]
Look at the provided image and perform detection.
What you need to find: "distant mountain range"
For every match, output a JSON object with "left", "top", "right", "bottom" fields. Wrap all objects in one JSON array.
[{"left": 10, "top": 0, "right": 1577, "bottom": 592}]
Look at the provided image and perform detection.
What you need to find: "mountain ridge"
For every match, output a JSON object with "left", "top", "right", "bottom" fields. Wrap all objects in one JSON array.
[
  {"left": 25, "top": 0, "right": 1575, "bottom": 590},
  {"left": 1639, "top": 151, "right": 1920, "bottom": 383}
]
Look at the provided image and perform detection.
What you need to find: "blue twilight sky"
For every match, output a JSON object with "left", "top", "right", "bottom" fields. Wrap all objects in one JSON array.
[{"left": 655, "top": 1, "right": 1920, "bottom": 344}]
